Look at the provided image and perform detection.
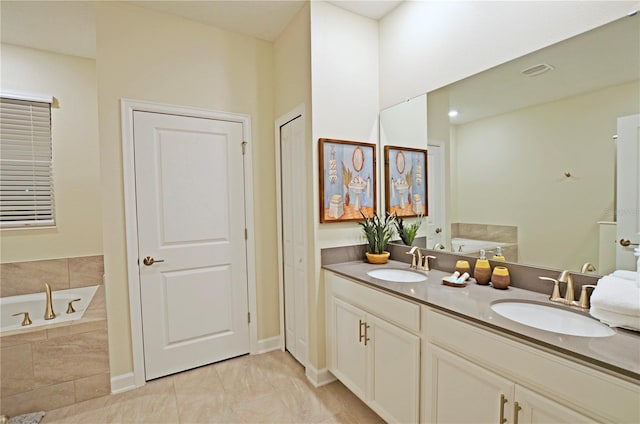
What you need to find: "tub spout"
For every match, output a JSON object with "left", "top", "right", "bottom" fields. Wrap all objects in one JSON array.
[{"left": 44, "top": 283, "right": 56, "bottom": 320}]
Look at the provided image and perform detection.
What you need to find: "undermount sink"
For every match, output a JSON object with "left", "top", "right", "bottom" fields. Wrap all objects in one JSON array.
[
  {"left": 367, "top": 268, "right": 427, "bottom": 283},
  {"left": 491, "top": 301, "right": 615, "bottom": 338}
]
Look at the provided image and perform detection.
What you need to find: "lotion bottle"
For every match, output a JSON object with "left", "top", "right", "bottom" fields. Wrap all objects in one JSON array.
[
  {"left": 474, "top": 249, "right": 492, "bottom": 285},
  {"left": 493, "top": 246, "right": 505, "bottom": 261}
]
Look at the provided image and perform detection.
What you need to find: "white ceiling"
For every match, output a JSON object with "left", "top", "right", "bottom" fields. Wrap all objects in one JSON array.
[{"left": 0, "top": 0, "right": 403, "bottom": 59}]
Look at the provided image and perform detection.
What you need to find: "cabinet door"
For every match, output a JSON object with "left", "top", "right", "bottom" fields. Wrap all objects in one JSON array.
[
  {"left": 332, "top": 297, "right": 367, "bottom": 400},
  {"left": 515, "top": 386, "right": 597, "bottom": 424},
  {"left": 427, "top": 344, "right": 513, "bottom": 424},
  {"left": 367, "top": 314, "right": 420, "bottom": 424}
]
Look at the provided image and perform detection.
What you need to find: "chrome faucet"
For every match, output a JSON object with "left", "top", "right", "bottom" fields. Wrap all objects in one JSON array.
[
  {"left": 432, "top": 243, "right": 445, "bottom": 251},
  {"left": 44, "top": 282, "right": 56, "bottom": 320}
]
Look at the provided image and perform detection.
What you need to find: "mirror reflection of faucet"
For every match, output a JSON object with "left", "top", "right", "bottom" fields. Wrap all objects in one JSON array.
[{"left": 581, "top": 262, "right": 596, "bottom": 273}]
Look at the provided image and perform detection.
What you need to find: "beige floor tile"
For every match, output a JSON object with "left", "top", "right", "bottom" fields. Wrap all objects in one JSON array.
[
  {"left": 39, "top": 351, "right": 383, "bottom": 424},
  {"left": 41, "top": 395, "right": 108, "bottom": 424},
  {"left": 232, "top": 391, "right": 297, "bottom": 423},
  {"left": 214, "top": 354, "right": 273, "bottom": 398}
]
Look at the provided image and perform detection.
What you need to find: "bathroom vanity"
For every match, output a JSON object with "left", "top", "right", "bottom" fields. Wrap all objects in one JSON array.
[{"left": 324, "top": 260, "right": 640, "bottom": 424}]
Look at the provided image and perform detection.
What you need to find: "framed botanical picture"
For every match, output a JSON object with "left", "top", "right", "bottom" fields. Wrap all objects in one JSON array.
[
  {"left": 319, "top": 138, "right": 377, "bottom": 223},
  {"left": 384, "top": 145, "right": 428, "bottom": 218}
]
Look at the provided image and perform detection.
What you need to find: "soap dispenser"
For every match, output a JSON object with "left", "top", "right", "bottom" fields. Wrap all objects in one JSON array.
[
  {"left": 493, "top": 246, "right": 505, "bottom": 261},
  {"left": 474, "top": 249, "right": 492, "bottom": 285}
]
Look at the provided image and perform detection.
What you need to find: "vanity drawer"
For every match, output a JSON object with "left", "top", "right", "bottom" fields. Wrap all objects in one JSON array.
[{"left": 326, "top": 271, "right": 420, "bottom": 332}]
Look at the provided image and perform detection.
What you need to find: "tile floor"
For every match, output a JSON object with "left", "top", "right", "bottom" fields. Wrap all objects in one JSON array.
[{"left": 41, "top": 350, "right": 385, "bottom": 424}]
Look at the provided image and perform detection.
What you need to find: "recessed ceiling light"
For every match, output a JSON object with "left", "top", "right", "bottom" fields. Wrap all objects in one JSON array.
[{"left": 448, "top": 110, "right": 459, "bottom": 118}]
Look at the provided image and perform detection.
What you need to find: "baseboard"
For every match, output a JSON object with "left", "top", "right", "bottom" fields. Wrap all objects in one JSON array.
[
  {"left": 256, "top": 335, "right": 282, "bottom": 354},
  {"left": 111, "top": 372, "right": 137, "bottom": 394},
  {"left": 305, "top": 364, "right": 336, "bottom": 388}
]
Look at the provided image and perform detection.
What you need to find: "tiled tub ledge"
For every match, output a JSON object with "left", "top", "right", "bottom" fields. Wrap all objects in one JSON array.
[{"left": 0, "top": 285, "right": 110, "bottom": 418}]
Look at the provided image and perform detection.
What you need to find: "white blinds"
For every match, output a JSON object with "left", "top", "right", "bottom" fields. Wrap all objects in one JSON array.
[{"left": 0, "top": 96, "right": 54, "bottom": 228}]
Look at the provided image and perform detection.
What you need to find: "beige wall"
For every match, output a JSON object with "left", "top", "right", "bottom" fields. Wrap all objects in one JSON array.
[
  {"left": 453, "top": 81, "right": 639, "bottom": 270},
  {"left": 95, "top": 2, "right": 278, "bottom": 377},
  {"left": 0, "top": 44, "right": 102, "bottom": 263}
]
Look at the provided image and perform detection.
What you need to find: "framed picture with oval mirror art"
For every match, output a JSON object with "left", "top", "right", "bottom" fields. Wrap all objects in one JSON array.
[
  {"left": 319, "top": 138, "right": 376, "bottom": 223},
  {"left": 384, "top": 145, "right": 428, "bottom": 218}
]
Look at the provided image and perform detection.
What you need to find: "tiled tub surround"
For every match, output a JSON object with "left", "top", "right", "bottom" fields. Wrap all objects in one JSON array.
[
  {"left": 451, "top": 222, "right": 518, "bottom": 261},
  {"left": 322, "top": 245, "right": 640, "bottom": 381},
  {"left": 0, "top": 255, "right": 104, "bottom": 297},
  {"left": 0, "top": 256, "right": 109, "bottom": 418},
  {"left": 451, "top": 222, "right": 518, "bottom": 243}
]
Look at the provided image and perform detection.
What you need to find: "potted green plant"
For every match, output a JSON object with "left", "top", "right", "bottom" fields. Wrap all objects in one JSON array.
[
  {"left": 394, "top": 215, "right": 423, "bottom": 246},
  {"left": 359, "top": 211, "right": 396, "bottom": 264}
]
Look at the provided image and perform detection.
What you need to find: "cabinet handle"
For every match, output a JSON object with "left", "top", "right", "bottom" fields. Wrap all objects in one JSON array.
[
  {"left": 358, "top": 319, "right": 365, "bottom": 343},
  {"left": 364, "top": 323, "right": 370, "bottom": 346},
  {"left": 513, "top": 401, "right": 521, "bottom": 424},
  {"left": 499, "top": 394, "right": 507, "bottom": 424}
]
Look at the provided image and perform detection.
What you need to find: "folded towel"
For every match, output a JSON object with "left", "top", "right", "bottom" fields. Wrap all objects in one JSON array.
[
  {"left": 611, "top": 270, "right": 639, "bottom": 286},
  {"left": 590, "top": 306, "right": 640, "bottom": 332},
  {"left": 590, "top": 276, "right": 640, "bottom": 317}
]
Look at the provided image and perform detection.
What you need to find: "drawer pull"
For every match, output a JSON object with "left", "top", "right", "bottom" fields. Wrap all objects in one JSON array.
[
  {"left": 364, "top": 323, "right": 371, "bottom": 346},
  {"left": 359, "top": 319, "right": 365, "bottom": 343},
  {"left": 499, "top": 394, "right": 507, "bottom": 423},
  {"left": 513, "top": 401, "right": 521, "bottom": 424}
]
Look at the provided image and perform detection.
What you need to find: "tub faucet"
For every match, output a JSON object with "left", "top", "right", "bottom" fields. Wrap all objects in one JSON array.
[
  {"left": 432, "top": 243, "right": 445, "bottom": 251},
  {"left": 44, "top": 282, "right": 56, "bottom": 320}
]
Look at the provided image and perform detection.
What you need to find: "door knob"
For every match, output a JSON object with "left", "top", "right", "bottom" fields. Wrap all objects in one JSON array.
[
  {"left": 435, "top": 227, "right": 442, "bottom": 234},
  {"left": 142, "top": 256, "right": 165, "bottom": 266},
  {"left": 619, "top": 239, "right": 639, "bottom": 247}
]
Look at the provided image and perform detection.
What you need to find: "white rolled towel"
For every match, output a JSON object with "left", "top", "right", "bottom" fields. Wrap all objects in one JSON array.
[{"left": 589, "top": 276, "right": 640, "bottom": 317}]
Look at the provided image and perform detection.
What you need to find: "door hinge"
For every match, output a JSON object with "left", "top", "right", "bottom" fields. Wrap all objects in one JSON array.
[
  {"left": 248, "top": 312, "right": 251, "bottom": 323},
  {"left": 241, "top": 141, "right": 247, "bottom": 155},
  {"left": 244, "top": 228, "right": 248, "bottom": 240}
]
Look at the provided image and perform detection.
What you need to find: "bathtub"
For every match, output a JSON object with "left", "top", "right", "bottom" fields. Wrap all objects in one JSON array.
[
  {"left": 0, "top": 285, "right": 99, "bottom": 333},
  {"left": 451, "top": 237, "right": 510, "bottom": 254}
]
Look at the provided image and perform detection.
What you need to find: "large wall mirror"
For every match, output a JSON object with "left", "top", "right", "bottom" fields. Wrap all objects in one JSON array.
[{"left": 382, "top": 13, "right": 639, "bottom": 273}]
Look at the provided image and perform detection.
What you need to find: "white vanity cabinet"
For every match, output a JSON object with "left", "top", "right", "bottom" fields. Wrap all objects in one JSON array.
[
  {"left": 325, "top": 271, "right": 420, "bottom": 424},
  {"left": 423, "top": 307, "right": 640, "bottom": 424},
  {"left": 428, "top": 345, "right": 595, "bottom": 423}
]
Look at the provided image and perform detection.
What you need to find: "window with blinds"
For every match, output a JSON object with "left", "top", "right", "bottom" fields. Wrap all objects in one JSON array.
[{"left": 0, "top": 95, "right": 55, "bottom": 228}]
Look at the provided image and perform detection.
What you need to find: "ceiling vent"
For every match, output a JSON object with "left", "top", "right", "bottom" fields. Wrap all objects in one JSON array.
[{"left": 521, "top": 63, "right": 554, "bottom": 77}]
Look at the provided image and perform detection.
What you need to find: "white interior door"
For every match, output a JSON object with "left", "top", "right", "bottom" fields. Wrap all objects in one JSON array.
[
  {"left": 280, "top": 115, "right": 308, "bottom": 365},
  {"left": 134, "top": 111, "right": 249, "bottom": 380},
  {"left": 616, "top": 114, "right": 640, "bottom": 270},
  {"left": 426, "top": 144, "right": 445, "bottom": 248}
]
